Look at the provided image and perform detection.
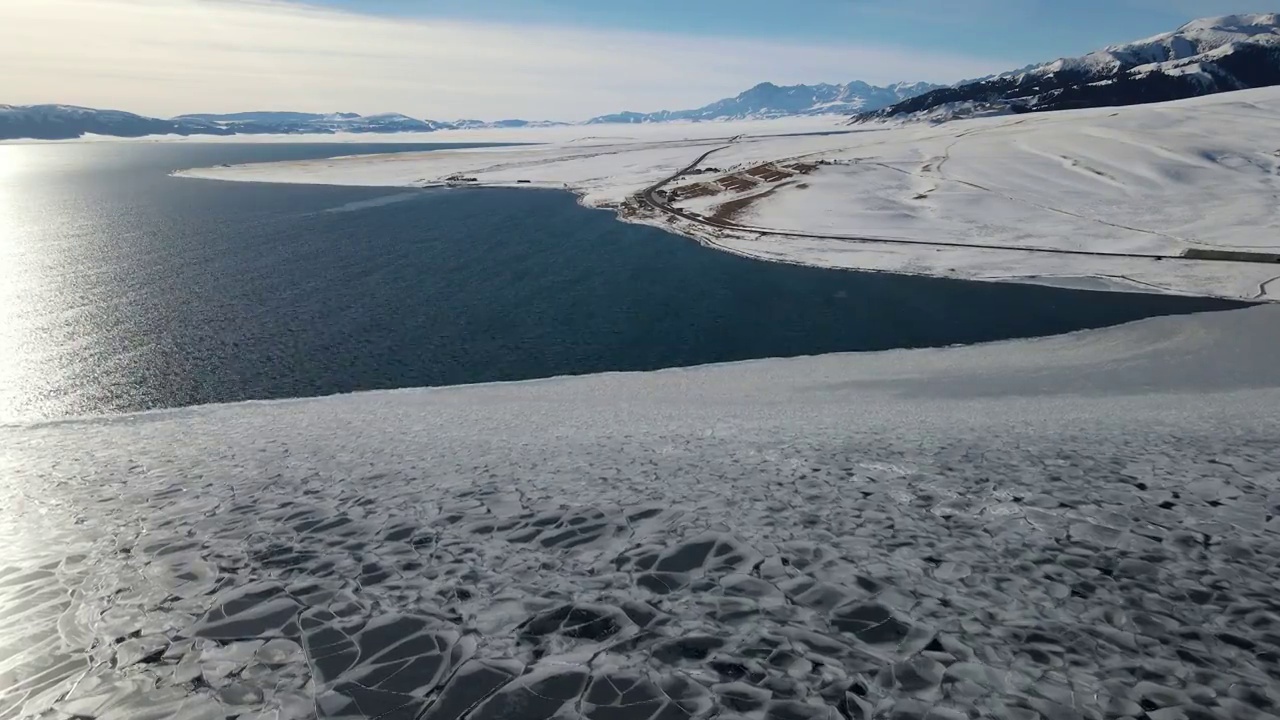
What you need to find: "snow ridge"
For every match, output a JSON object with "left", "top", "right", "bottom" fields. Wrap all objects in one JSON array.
[
  {"left": 857, "top": 13, "right": 1280, "bottom": 123},
  {"left": 0, "top": 80, "right": 942, "bottom": 141},
  {"left": 587, "top": 81, "right": 942, "bottom": 124}
]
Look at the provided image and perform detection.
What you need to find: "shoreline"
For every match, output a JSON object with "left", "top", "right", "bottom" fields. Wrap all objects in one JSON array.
[
  {"left": 173, "top": 166, "right": 1278, "bottom": 303},
  {"left": 169, "top": 89, "right": 1280, "bottom": 303}
]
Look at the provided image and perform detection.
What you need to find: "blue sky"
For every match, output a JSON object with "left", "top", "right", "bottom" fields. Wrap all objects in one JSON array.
[
  {"left": 0, "top": 0, "right": 1263, "bottom": 119},
  {"left": 309, "top": 0, "right": 1257, "bottom": 64}
]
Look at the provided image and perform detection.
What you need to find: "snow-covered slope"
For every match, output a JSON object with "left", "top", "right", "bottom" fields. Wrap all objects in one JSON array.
[
  {"left": 589, "top": 81, "right": 941, "bottom": 124},
  {"left": 0, "top": 104, "right": 232, "bottom": 140},
  {"left": 175, "top": 111, "right": 451, "bottom": 133},
  {"left": 859, "top": 13, "right": 1280, "bottom": 122}
]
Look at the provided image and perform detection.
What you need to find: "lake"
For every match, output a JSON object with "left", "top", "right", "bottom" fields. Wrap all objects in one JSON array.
[{"left": 0, "top": 141, "right": 1245, "bottom": 422}]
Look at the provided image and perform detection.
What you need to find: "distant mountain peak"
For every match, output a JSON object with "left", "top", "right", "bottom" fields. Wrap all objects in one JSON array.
[
  {"left": 856, "top": 12, "right": 1280, "bottom": 124},
  {"left": 1178, "top": 13, "right": 1280, "bottom": 33},
  {"left": 0, "top": 107, "right": 565, "bottom": 141},
  {"left": 0, "top": 78, "right": 942, "bottom": 141},
  {"left": 586, "top": 80, "right": 942, "bottom": 125}
]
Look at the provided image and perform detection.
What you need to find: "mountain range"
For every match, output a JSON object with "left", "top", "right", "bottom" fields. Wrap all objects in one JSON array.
[
  {"left": 6, "top": 14, "right": 1280, "bottom": 141},
  {"left": 584, "top": 81, "right": 941, "bottom": 124},
  {"left": 0, "top": 80, "right": 938, "bottom": 141},
  {"left": 0, "top": 106, "right": 583, "bottom": 141},
  {"left": 856, "top": 13, "right": 1280, "bottom": 123}
]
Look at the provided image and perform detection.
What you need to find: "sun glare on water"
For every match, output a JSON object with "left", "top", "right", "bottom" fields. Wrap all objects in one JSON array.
[{"left": 0, "top": 145, "right": 58, "bottom": 422}]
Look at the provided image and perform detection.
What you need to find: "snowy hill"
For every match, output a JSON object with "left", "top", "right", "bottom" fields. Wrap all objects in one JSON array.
[
  {"left": 0, "top": 104, "right": 234, "bottom": 140},
  {"left": 174, "top": 112, "right": 569, "bottom": 133},
  {"left": 180, "top": 86, "right": 1280, "bottom": 301},
  {"left": 588, "top": 81, "right": 941, "bottom": 124},
  {"left": 0, "top": 80, "right": 938, "bottom": 140},
  {"left": 0, "top": 106, "right": 568, "bottom": 141},
  {"left": 857, "top": 13, "right": 1280, "bottom": 122},
  {"left": 177, "top": 111, "right": 451, "bottom": 133},
  {"left": 0, "top": 79, "right": 949, "bottom": 141},
  {"left": 175, "top": 111, "right": 351, "bottom": 123}
]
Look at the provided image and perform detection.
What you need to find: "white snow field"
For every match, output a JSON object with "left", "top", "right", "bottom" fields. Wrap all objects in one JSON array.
[
  {"left": 177, "top": 88, "right": 1280, "bottom": 301},
  {"left": 2, "top": 304, "right": 1280, "bottom": 719}
]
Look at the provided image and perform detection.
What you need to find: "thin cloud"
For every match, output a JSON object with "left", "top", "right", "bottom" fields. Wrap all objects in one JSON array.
[{"left": 0, "top": 0, "right": 1011, "bottom": 120}]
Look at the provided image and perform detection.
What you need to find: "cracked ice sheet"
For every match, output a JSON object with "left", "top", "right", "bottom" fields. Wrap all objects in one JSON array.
[
  {"left": 2, "top": 305, "right": 1280, "bottom": 720},
  {"left": 179, "top": 87, "right": 1280, "bottom": 301}
]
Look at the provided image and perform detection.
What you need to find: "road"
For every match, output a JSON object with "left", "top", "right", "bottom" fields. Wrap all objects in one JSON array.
[{"left": 635, "top": 146, "right": 1279, "bottom": 267}]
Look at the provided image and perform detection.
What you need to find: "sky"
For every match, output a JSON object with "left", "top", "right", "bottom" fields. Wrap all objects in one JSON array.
[{"left": 0, "top": 0, "right": 1263, "bottom": 120}]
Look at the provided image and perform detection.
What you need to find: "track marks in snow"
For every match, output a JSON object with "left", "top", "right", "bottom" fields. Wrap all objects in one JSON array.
[
  {"left": 1253, "top": 275, "right": 1280, "bottom": 300},
  {"left": 1009, "top": 140, "right": 1128, "bottom": 190}
]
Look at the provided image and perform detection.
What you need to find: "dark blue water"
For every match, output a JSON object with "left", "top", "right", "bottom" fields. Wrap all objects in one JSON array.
[{"left": 0, "top": 142, "right": 1245, "bottom": 421}]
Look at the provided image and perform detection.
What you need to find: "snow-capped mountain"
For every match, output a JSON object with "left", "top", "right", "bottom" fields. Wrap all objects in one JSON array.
[
  {"left": 465, "top": 119, "right": 572, "bottom": 129},
  {"left": 587, "top": 81, "right": 941, "bottom": 124},
  {"left": 857, "top": 13, "right": 1280, "bottom": 123},
  {"left": 0, "top": 79, "right": 939, "bottom": 140},
  {"left": 0, "top": 106, "right": 579, "bottom": 140},
  {"left": 0, "top": 104, "right": 235, "bottom": 140},
  {"left": 175, "top": 111, "right": 452, "bottom": 133}
]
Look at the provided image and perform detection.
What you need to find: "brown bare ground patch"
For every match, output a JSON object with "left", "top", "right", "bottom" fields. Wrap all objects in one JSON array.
[
  {"left": 717, "top": 176, "right": 759, "bottom": 192},
  {"left": 674, "top": 183, "right": 719, "bottom": 199},
  {"left": 744, "top": 165, "right": 795, "bottom": 183},
  {"left": 709, "top": 181, "right": 794, "bottom": 223}
]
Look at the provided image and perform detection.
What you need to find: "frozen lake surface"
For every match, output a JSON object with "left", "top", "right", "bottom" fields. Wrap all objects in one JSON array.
[{"left": 3, "top": 304, "right": 1278, "bottom": 719}]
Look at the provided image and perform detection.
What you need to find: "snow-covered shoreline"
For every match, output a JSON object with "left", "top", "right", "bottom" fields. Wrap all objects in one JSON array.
[
  {"left": 4, "top": 302, "right": 1279, "bottom": 719},
  {"left": 174, "top": 89, "right": 1280, "bottom": 301}
]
